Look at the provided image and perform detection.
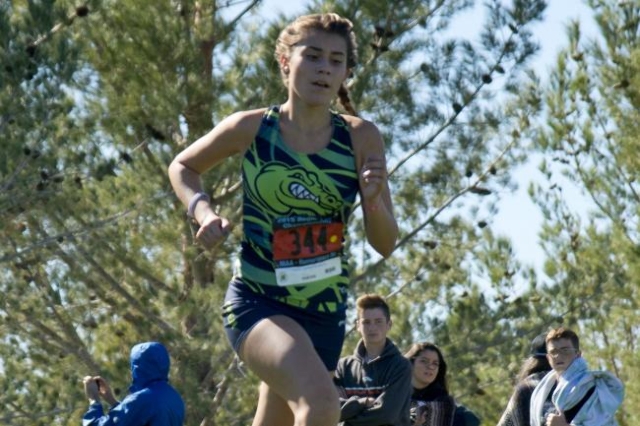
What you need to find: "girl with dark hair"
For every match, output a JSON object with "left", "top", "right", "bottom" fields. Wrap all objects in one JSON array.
[
  {"left": 169, "top": 12, "right": 397, "bottom": 426},
  {"left": 497, "top": 333, "right": 552, "bottom": 426},
  {"left": 405, "top": 343, "right": 480, "bottom": 426},
  {"left": 405, "top": 342, "right": 456, "bottom": 426}
]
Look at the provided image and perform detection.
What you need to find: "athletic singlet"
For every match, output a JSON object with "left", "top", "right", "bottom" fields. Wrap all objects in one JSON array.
[{"left": 236, "top": 105, "right": 359, "bottom": 313}]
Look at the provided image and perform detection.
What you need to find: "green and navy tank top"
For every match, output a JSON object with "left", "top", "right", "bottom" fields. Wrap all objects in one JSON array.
[{"left": 236, "top": 105, "right": 359, "bottom": 313}]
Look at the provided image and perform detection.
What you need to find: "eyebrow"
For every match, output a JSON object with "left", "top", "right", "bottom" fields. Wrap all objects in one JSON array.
[{"left": 304, "top": 46, "right": 346, "bottom": 56}]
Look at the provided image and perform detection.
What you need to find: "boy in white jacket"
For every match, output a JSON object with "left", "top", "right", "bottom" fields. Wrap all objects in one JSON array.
[{"left": 529, "top": 327, "right": 624, "bottom": 426}]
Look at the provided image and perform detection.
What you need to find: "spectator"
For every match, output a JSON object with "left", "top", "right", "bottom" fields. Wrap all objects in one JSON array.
[
  {"left": 334, "top": 294, "right": 412, "bottom": 426},
  {"left": 530, "top": 327, "right": 624, "bottom": 426},
  {"left": 405, "top": 342, "right": 480, "bottom": 426},
  {"left": 81, "top": 341, "right": 185, "bottom": 426},
  {"left": 497, "top": 333, "right": 552, "bottom": 426}
]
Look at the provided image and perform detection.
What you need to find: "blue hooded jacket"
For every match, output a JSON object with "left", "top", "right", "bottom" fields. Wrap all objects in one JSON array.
[{"left": 82, "top": 342, "right": 185, "bottom": 426}]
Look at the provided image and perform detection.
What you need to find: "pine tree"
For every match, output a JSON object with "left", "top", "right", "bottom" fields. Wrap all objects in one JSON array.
[
  {"left": 0, "top": 0, "right": 576, "bottom": 424},
  {"left": 526, "top": 2, "right": 640, "bottom": 424}
]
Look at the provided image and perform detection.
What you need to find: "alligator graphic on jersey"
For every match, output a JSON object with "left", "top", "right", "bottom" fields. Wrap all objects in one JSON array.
[{"left": 250, "top": 162, "right": 344, "bottom": 216}]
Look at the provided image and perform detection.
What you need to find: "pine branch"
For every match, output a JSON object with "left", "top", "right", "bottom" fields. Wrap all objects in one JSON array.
[
  {"left": 74, "top": 244, "right": 176, "bottom": 334},
  {"left": 0, "top": 406, "right": 76, "bottom": 424},
  {"left": 352, "top": 137, "right": 516, "bottom": 286}
]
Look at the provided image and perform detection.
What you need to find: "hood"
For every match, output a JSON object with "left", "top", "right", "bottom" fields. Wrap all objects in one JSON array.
[{"left": 129, "top": 341, "right": 170, "bottom": 392}]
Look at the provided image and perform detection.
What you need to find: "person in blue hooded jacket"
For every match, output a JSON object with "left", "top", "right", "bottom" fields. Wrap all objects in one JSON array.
[{"left": 82, "top": 341, "right": 185, "bottom": 426}]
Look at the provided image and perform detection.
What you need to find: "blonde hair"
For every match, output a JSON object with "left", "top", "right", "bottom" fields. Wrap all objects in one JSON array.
[{"left": 274, "top": 13, "right": 358, "bottom": 116}]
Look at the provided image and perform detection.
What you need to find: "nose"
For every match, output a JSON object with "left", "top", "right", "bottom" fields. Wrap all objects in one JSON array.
[{"left": 317, "top": 58, "right": 331, "bottom": 75}]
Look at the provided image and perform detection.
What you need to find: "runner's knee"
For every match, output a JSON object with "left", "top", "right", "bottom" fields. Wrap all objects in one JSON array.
[{"left": 292, "top": 381, "right": 340, "bottom": 426}]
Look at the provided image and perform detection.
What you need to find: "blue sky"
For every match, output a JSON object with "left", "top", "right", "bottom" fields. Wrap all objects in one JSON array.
[
  {"left": 248, "top": 0, "right": 600, "bottom": 273},
  {"left": 488, "top": 1, "right": 599, "bottom": 272}
]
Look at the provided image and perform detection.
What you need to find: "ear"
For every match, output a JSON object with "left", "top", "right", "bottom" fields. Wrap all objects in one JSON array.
[{"left": 279, "top": 55, "right": 289, "bottom": 70}]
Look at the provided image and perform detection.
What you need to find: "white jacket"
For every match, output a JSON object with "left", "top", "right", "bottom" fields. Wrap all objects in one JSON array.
[{"left": 530, "top": 357, "right": 624, "bottom": 426}]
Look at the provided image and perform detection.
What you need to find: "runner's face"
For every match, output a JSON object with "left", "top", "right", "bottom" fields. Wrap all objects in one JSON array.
[{"left": 284, "top": 30, "right": 349, "bottom": 106}]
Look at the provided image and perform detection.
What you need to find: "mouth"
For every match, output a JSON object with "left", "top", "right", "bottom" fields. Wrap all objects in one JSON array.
[
  {"left": 289, "top": 183, "right": 318, "bottom": 202},
  {"left": 312, "top": 81, "right": 330, "bottom": 88}
]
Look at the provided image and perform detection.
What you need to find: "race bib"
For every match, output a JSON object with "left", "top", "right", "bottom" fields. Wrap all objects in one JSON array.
[{"left": 273, "top": 217, "right": 344, "bottom": 286}]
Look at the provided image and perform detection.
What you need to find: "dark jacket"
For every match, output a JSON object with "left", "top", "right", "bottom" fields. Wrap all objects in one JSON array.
[
  {"left": 82, "top": 342, "right": 185, "bottom": 426},
  {"left": 334, "top": 338, "right": 412, "bottom": 426},
  {"left": 411, "top": 383, "right": 456, "bottom": 426},
  {"left": 452, "top": 405, "right": 481, "bottom": 426},
  {"left": 497, "top": 371, "right": 547, "bottom": 426},
  {"left": 411, "top": 383, "right": 480, "bottom": 426}
]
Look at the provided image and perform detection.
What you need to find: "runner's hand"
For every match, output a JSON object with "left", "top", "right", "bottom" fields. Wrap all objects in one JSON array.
[
  {"left": 196, "top": 212, "right": 231, "bottom": 248},
  {"left": 359, "top": 155, "right": 386, "bottom": 204}
]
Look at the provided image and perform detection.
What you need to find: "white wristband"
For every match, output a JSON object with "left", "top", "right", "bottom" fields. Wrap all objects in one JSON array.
[{"left": 187, "top": 192, "right": 210, "bottom": 218}]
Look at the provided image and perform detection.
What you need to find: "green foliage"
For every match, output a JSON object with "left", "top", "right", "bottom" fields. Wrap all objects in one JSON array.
[
  {"left": 2, "top": 0, "right": 636, "bottom": 425},
  {"left": 526, "top": 2, "right": 640, "bottom": 424}
]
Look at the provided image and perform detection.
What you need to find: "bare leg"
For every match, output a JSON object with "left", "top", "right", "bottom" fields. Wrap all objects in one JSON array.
[
  {"left": 251, "top": 381, "right": 294, "bottom": 426},
  {"left": 241, "top": 315, "right": 340, "bottom": 426}
]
